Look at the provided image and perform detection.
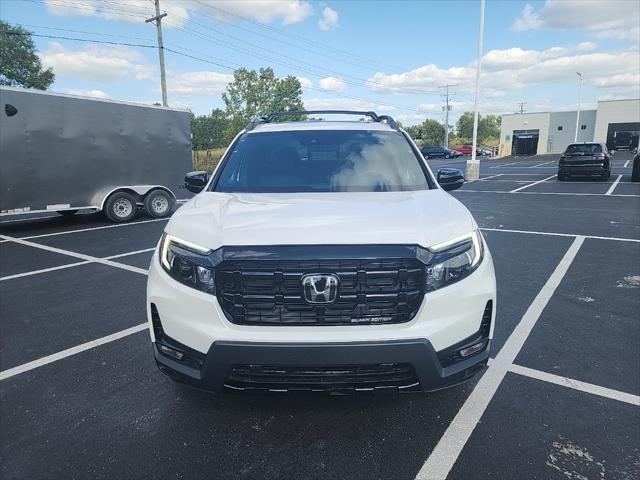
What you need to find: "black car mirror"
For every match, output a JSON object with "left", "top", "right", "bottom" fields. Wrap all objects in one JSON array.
[
  {"left": 185, "top": 171, "right": 209, "bottom": 193},
  {"left": 437, "top": 168, "right": 464, "bottom": 191}
]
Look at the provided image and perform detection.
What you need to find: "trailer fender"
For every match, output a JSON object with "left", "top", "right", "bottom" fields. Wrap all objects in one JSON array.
[{"left": 94, "top": 186, "right": 177, "bottom": 211}]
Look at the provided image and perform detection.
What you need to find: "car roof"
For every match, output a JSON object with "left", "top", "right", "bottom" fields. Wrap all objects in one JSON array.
[{"left": 247, "top": 120, "right": 396, "bottom": 134}]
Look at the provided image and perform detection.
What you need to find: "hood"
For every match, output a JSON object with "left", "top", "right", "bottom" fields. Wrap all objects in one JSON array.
[{"left": 166, "top": 190, "right": 477, "bottom": 251}]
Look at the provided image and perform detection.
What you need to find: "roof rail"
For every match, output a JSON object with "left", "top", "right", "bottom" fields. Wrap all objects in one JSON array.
[
  {"left": 245, "top": 115, "right": 268, "bottom": 131},
  {"left": 244, "top": 110, "right": 399, "bottom": 131}
]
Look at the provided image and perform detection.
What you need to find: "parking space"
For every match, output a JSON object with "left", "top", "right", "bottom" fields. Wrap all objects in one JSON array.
[
  {"left": 516, "top": 238, "right": 640, "bottom": 394},
  {"left": 448, "top": 373, "right": 640, "bottom": 480},
  {"left": 0, "top": 153, "right": 638, "bottom": 479}
]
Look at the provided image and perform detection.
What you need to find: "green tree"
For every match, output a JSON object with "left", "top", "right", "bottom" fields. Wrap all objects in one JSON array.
[
  {"left": 404, "top": 124, "right": 421, "bottom": 140},
  {"left": 222, "top": 67, "right": 304, "bottom": 142},
  {"left": 455, "top": 112, "right": 502, "bottom": 145},
  {"left": 456, "top": 112, "right": 474, "bottom": 144},
  {"left": 405, "top": 119, "right": 445, "bottom": 146},
  {"left": 191, "top": 108, "right": 227, "bottom": 150},
  {"left": 478, "top": 114, "right": 501, "bottom": 142},
  {"left": 0, "top": 21, "right": 54, "bottom": 89},
  {"left": 420, "top": 119, "right": 445, "bottom": 146}
]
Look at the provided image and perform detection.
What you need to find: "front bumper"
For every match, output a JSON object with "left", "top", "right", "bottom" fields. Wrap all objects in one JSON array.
[
  {"left": 154, "top": 336, "right": 490, "bottom": 393},
  {"left": 147, "top": 243, "right": 496, "bottom": 393},
  {"left": 559, "top": 164, "right": 608, "bottom": 176}
]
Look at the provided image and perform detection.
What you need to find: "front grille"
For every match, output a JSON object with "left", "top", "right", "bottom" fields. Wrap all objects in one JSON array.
[
  {"left": 215, "top": 257, "right": 425, "bottom": 326},
  {"left": 225, "top": 363, "right": 420, "bottom": 392}
]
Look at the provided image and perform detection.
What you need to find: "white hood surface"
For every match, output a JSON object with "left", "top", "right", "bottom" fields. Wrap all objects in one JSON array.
[{"left": 166, "top": 190, "right": 477, "bottom": 251}]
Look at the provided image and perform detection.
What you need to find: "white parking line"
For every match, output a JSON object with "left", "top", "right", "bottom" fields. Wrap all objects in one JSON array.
[
  {"left": 0, "top": 323, "right": 148, "bottom": 381},
  {"left": 0, "top": 247, "right": 156, "bottom": 282},
  {"left": 490, "top": 161, "right": 520, "bottom": 168},
  {"left": 509, "top": 364, "right": 640, "bottom": 407},
  {"left": 481, "top": 227, "right": 640, "bottom": 243},
  {"left": 605, "top": 175, "right": 623, "bottom": 195},
  {"left": 417, "top": 236, "right": 585, "bottom": 480},
  {"left": 457, "top": 189, "right": 640, "bottom": 198},
  {"left": 623, "top": 160, "right": 630, "bottom": 168},
  {"left": 478, "top": 174, "right": 504, "bottom": 181},
  {"left": 510, "top": 174, "right": 556, "bottom": 193},
  {"left": 19, "top": 218, "right": 168, "bottom": 241},
  {"left": 0, "top": 260, "right": 92, "bottom": 282},
  {"left": 531, "top": 160, "right": 555, "bottom": 168},
  {"left": 0, "top": 234, "right": 149, "bottom": 275}
]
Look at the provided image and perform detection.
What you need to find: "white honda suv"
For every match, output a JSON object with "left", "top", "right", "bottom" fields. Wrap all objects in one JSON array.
[{"left": 147, "top": 111, "right": 496, "bottom": 393}]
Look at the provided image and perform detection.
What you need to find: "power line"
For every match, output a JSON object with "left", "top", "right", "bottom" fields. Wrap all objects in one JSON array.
[
  {"left": 13, "top": 29, "right": 437, "bottom": 115},
  {"left": 161, "top": 9, "right": 442, "bottom": 97},
  {"left": 190, "top": 0, "right": 408, "bottom": 72},
  {"left": 36, "top": 0, "right": 440, "bottom": 97},
  {"left": 5, "top": 31, "right": 156, "bottom": 49}
]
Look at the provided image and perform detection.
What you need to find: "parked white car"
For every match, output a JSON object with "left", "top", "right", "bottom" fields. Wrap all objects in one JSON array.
[{"left": 147, "top": 111, "right": 496, "bottom": 393}]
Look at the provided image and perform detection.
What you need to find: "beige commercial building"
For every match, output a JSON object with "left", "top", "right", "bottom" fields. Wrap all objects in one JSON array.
[{"left": 499, "top": 99, "right": 640, "bottom": 156}]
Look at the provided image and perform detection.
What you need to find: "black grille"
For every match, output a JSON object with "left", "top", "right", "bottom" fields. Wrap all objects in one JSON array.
[
  {"left": 215, "top": 257, "right": 426, "bottom": 326},
  {"left": 225, "top": 363, "right": 420, "bottom": 392}
]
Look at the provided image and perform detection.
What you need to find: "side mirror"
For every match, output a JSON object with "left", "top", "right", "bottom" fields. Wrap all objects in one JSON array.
[
  {"left": 437, "top": 168, "right": 464, "bottom": 192},
  {"left": 185, "top": 171, "right": 209, "bottom": 193}
]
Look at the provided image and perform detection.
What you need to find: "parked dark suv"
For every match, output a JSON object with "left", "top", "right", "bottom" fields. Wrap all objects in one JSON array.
[
  {"left": 421, "top": 146, "right": 460, "bottom": 159},
  {"left": 558, "top": 143, "right": 611, "bottom": 181},
  {"left": 632, "top": 151, "right": 639, "bottom": 182}
]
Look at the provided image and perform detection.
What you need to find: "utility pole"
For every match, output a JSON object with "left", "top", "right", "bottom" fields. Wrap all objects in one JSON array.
[
  {"left": 466, "top": 0, "right": 485, "bottom": 182},
  {"left": 440, "top": 84, "right": 457, "bottom": 148},
  {"left": 146, "top": 0, "right": 168, "bottom": 107},
  {"left": 517, "top": 101, "right": 527, "bottom": 114},
  {"left": 574, "top": 72, "right": 583, "bottom": 142}
]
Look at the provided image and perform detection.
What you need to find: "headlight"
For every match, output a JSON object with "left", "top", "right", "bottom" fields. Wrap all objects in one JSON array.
[
  {"left": 426, "top": 230, "right": 484, "bottom": 292},
  {"left": 159, "top": 233, "right": 216, "bottom": 294}
]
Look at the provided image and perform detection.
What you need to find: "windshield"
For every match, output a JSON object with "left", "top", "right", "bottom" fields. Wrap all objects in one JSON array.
[
  {"left": 212, "top": 130, "right": 432, "bottom": 193},
  {"left": 565, "top": 144, "right": 602, "bottom": 154}
]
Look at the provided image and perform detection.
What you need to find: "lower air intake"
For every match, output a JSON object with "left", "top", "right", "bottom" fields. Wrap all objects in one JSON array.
[{"left": 224, "top": 363, "right": 420, "bottom": 392}]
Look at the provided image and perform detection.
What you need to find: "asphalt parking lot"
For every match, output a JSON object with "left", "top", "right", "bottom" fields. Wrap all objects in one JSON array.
[{"left": 1, "top": 152, "right": 638, "bottom": 480}]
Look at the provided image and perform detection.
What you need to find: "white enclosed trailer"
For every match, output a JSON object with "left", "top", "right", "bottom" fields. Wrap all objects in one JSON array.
[{"left": 0, "top": 87, "right": 192, "bottom": 222}]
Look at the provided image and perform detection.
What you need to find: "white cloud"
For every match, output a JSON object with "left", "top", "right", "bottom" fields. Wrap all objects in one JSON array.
[
  {"left": 366, "top": 45, "right": 640, "bottom": 98},
  {"left": 43, "top": 0, "right": 312, "bottom": 28},
  {"left": 296, "top": 76, "right": 313, "bottom": 90},
  {"left": 303, "top": 97, "right": 394, "bottom": 113},
  {"left": 318, "top": 6, "right": 339, "bottom": 31},
  {"left": 319, "top": 76, "right": 346, "bottom": 91},
  {"left": 68, "top": 89, "right": 109, "bottom": 99},
  {"left": 39, "top": 42, "right": 153, "bottom": 82},
  {"left": 511, "top": 0, "right": 640, "bottom": 40},
  {"left": 511, "top": 4, "right": 542, "bottom": 32},
  {"left": 166, "top": 71, "right": 234, "bottom": 96}
]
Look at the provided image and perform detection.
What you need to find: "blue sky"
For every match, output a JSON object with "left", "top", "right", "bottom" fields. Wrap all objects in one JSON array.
[{"left": 1, "top": 0, "right": 639, "bottom": 125}]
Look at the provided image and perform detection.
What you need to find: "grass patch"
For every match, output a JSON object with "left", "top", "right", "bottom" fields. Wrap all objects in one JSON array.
[{"left": 193, "top": 148, "right": 226, "bottom": 173}]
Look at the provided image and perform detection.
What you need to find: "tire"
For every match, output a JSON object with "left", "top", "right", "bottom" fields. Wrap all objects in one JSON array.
[
  {"left": 104, "top": 191, "right": 138, "bottom": 223},
  {"left": 557, "top": 172, "right": 568, "bottom": 181},
  {"left": 632, "top": 167, "right": 640, "bottom": 182},
  {"left": 445, "top": 154, "right": 450, "bottom": 159},
  {"left": 144, "top": 189, "right": 174, "bottom": 218},
  {"left": 602, "top": 170, "right": 611, "bottom": 181},
  {"left": 57, "top": 210, "right": 78, "bottom": 217}
]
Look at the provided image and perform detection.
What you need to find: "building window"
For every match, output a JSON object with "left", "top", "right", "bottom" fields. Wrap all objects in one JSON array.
[
  {"left": 506, "top": 135, "right": 511, "bottom": 141},
  {"left": 558, "top": 126, "right": 563, "bottom": 131},
  {"left": 581, "top": 125, "right": 587, "bottom": 130}
]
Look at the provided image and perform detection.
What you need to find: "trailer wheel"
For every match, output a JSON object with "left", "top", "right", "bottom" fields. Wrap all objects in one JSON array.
[
  {"left": 144, "top": 189, "right": 173, "bottom": 218},
  {"left": 105, "top": 192, "right": 137, "bottom": 223},
  {"left": 57, "top": 210, "right": 78, "bottom": 217}
]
